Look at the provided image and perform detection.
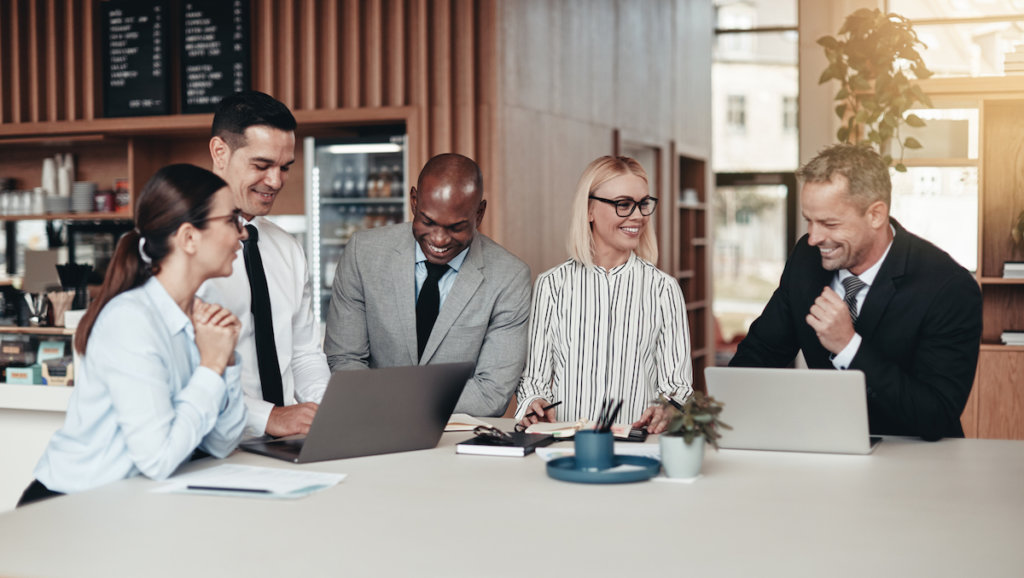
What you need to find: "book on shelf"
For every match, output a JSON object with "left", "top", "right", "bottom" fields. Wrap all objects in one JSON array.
[
  {"left": 1002, "top": 262, "right": 1024, "bottom": 278},
  {"left": 1000, "top": 331, "right": 1024, "bottom": 346},
  {"left": 455, "top": 432, "right": 556, "bottom": 457}
]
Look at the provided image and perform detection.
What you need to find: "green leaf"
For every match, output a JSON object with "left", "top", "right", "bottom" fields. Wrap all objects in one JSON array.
[
  {"left": 854, "top": 108, "right": 871, "bottom": 124},
  {"left": 818, "top": 36, "right": 840, "bottom": 51},
  {"left": 895, "top": 163, "right": 908, "bottom": 172},
  {"left": 882, "top": 154, "right": 893, "bottom": 165},
  {"left": 837, "top": 126, "right": 851, "bottom": 143},
  {"left": 850, "top": 75, "right": 871, "bottom": 92},
  {"left": 835, "top": 87, "right": 850, "bottom": 101},
  {"left": 835, "top": 103, "right": 847, "bottom": 119},
  {"left": 904, "top": 136, "right": 923, "bottom": 149},
  {"left": 905, "top": 113, "right": 925, "bottom": 127}
]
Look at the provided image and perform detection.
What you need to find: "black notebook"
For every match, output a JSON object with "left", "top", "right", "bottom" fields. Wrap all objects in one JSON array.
[{"left": 455, "top": 432, "right": 556, "bottom": 457}]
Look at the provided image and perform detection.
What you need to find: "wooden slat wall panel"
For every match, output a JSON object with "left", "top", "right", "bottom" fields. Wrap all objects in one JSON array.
[
  {"left": 363, "top": 0, "right": 382, "bottom": 108},
  {"left": 319, "top": 0, "right": 339, "bottom": 109},
  {"left": 63, "top": 0, "right": 77, "bottom": 121},
  {"left": 27, "top": 0, "right": 40, "bottom": 122},
  {"left": 341, "top": 0, "right": 361, "bottom": 108},
  {"left": 429, "top": 0, "right": 452, "bottom": 156},
  {"left": 384, "top": 0, "right": 405, "bottom": 107},
  {"left": 0, "top": 0, "right": 96, "bottom": 123},
  {"left": 0, "top": 0, "right": 7, "bottom": 123},
  {"left": 44, "top": 0, "right": 58, "bottom": 121},
  {"left": 300, "top": 0, "right": 317, "bottom": 111},
  {"left": 0, "top": 0, "right": 498, "bottom": 219}
]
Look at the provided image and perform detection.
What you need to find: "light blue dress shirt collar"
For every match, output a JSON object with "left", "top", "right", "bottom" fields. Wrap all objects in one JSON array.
[
  {"left": 145, "top": 276, "right": 192, "bottom": 338},
  {"left": 414, "top": 242, "right": 469, "bottom": 306}
]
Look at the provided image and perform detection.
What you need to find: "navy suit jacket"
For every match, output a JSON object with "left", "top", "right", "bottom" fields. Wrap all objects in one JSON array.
[{"left": 730, "top": 220, "right": 982, "bottom": 439}]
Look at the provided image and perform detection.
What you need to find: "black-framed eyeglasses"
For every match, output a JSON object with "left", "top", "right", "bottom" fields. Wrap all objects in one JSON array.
[
  {"left": 588, "top": 195, "right": 658, "bottom": 217},
  {"left": 473, "top": 425, "right": 514, "bottom": 445},
  {"left": 200, "top": 209, "right": 245, "bottom": 234}
]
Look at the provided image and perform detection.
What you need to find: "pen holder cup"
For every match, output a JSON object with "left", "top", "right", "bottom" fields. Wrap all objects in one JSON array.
[{"left": 574, "top": 430, "right": 614, "bottom": 471}]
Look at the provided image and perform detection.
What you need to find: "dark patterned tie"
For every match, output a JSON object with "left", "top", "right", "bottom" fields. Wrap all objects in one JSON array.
[
  {"left": 842, "top": 275, "right": 867, "bottom": 324},
  {"left": 243, "top": 224, "right": 284, "bottom": 406},
  {"left": 416, "top": 262, "right": 450, "bottom": 360}
]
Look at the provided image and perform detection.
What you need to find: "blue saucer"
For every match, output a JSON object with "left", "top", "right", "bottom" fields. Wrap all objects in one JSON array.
[{"left": 546, "top": 455, "right": 661, "bottom": 484}]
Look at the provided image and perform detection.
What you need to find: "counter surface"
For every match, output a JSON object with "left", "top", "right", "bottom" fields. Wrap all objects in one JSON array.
[{"left": 1, "top": 419, "right": 1022, "bottom": 577}]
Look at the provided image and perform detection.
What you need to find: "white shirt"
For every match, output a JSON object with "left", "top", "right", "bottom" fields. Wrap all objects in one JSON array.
[
  {"left": 515, "top": 253, "right": 693, "bottom": 424},
  {"left": 198, "top": 216, "right": 330, "bottom": 437},
  {"left": 830, "top": 227, "right": 895, "bottom": 369},
  {"left": 35, "top": 277, "right": 246, "bottom": 493}
]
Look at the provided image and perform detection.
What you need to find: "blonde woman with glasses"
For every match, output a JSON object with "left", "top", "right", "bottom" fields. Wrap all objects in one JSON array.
[{"left": 515, "top": 156, "right": 693, "bottom": 433}]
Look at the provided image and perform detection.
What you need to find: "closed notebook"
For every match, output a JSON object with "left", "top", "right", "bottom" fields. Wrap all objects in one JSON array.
[{"left": 455, "top": 432, "right": 556, "bottom": 457}]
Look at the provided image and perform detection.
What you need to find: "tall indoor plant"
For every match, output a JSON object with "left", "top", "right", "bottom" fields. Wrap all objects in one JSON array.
[{"left": 818, "top": 8, "right": 933, "bottom": 171}]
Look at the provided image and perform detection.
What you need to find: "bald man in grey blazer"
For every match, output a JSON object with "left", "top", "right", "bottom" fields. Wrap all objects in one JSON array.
[{"left": 325, "top": 153, "right": 531, "bottom": 417}]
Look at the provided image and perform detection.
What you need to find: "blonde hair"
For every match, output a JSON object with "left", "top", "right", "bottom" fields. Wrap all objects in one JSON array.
[{"left": 567, "top": 155, "right": 658, "bottom": 267}]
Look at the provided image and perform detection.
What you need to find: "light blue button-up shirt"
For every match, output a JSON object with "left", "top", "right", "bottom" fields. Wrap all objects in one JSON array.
[
  {"left": 414, "top": 243, "right": 469, "bottom": 307},
  {"left": 34, "top": 277, "right": 246, "bottom": 494}
]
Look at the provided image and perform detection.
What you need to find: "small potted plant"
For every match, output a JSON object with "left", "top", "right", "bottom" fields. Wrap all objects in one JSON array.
[{"left": 658, "top": 392, "right": 730, "bottom": 478}]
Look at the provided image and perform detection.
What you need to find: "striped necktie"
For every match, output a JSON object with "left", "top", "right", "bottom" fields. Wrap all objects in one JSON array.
[{"left": 841, "top": 275, "right": 866, "bottom": 324}]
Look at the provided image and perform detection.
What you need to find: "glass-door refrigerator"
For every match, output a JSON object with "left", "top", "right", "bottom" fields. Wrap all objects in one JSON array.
[{"left": 304, "top": 132, "right": 408, "bottom": 324}]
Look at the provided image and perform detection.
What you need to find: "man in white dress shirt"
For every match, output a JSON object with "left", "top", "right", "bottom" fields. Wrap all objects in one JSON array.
[{"left": 198, "top": 91, "right": 330, "bottom": 438}]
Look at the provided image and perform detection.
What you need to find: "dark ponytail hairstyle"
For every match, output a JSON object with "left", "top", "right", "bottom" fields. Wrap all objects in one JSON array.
[{"left": 74, "top": 164, "right": 228, "bottom": 354}]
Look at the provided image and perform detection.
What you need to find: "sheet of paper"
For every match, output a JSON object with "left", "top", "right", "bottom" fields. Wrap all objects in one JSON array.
[
  {"left": 445, "top": 413, "right": 491, "bottom": 432},
  {"left": 152, "top": 464, "right": 347, "bottom": 499},
  {"left": 535, "top": 443, "right": 662, "bottom": 462}
]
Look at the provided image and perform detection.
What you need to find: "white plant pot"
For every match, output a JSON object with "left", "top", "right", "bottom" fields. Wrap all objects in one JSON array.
[{"left": 659, "top": 435, "right": 705, "bottom": 478}]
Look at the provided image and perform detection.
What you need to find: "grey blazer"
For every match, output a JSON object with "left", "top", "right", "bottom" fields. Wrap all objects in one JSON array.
[{"left": 324, "top": 223, "right": 532, "bottom": 416}]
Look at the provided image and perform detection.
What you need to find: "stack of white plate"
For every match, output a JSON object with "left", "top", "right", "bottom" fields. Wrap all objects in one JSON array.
[{"left": 71, "top": 181, "right": 96, "bottom": 213}]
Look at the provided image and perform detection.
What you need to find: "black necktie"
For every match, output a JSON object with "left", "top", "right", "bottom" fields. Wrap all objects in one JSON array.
[
  {"left": 416, "top": 262, "right": 449, "bottom": 360},
  {"left": 243, "top": 224, "right": 284, "bottom": 406},
  {"left": 842, "top": 275, "right": 867, "bottom": 324}
]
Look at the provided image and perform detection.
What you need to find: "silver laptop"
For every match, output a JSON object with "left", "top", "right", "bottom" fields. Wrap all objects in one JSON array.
[
  {"left": 240, "top": 362, "right": 474, "bottom": 463},
  {"left": 705, "top": 367, "right": 881, "bottom": 455}
]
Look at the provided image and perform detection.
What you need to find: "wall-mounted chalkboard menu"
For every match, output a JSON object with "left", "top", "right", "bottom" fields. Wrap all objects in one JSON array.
[
  {"left": 101, "top": 1, "right": 170, "bottom": 117},
  {"left": 180, "top": 0, "right": 251, "bottom": 114}
]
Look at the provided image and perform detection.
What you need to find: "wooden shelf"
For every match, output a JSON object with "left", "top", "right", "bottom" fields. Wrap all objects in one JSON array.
[
  {"left": 980, "top": 344, "right": 1024, "bottom": 352},
  {"left": 690, "top": 238, "right": 707, "bottom": 247},
  {"left": 979, "top": 277, "right": 1024, "bottom": 285},
  {"left": 686, "top": 300, "right": 707, "bottom": 311},
  {"left": 0, "top": 384, "right": 73, "bottom": 412},
  {"left": 0, "top": 327, "right": 74, "bottom": 336},
  {"left": 674, "top": 270, "right": 694, "bottom": 279},
  {"left": 0, "top": 212, "right": 130, "bottom": 223},
  {"left": 0, "top": 107, "right": 418, "bottom": 140}
]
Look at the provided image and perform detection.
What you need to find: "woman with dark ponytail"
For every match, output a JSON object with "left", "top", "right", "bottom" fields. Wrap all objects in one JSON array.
[{"left": 18, "top": 164, "right": 249, "bottom": 507}]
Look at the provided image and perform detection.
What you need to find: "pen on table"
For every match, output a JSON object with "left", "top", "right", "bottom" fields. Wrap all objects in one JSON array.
[
  {"left": 524, "top": 401, "right": 562, "bottom": 420},
  {"left": 186, "top": 485, "right": 271, "bottom": 494}
]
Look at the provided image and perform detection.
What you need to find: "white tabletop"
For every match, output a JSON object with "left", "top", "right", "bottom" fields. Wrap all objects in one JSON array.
[{"left": 1, "top": 419, "right": 1023, "bottom": 577}]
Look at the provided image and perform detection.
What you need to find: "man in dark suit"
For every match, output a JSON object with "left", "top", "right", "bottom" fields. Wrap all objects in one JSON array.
[{"left": 730, "top": 144, "right": 982, "bottom": 440}]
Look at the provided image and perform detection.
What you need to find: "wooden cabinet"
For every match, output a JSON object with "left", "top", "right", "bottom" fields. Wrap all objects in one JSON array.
[{"left": 966, "top": 98, "right": 1024, "bottom": 439}]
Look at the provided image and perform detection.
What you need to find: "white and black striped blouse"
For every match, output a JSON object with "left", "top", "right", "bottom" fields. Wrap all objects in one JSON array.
[{"left": 515, "top": 253, "right": 693, "bottom": 424}]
